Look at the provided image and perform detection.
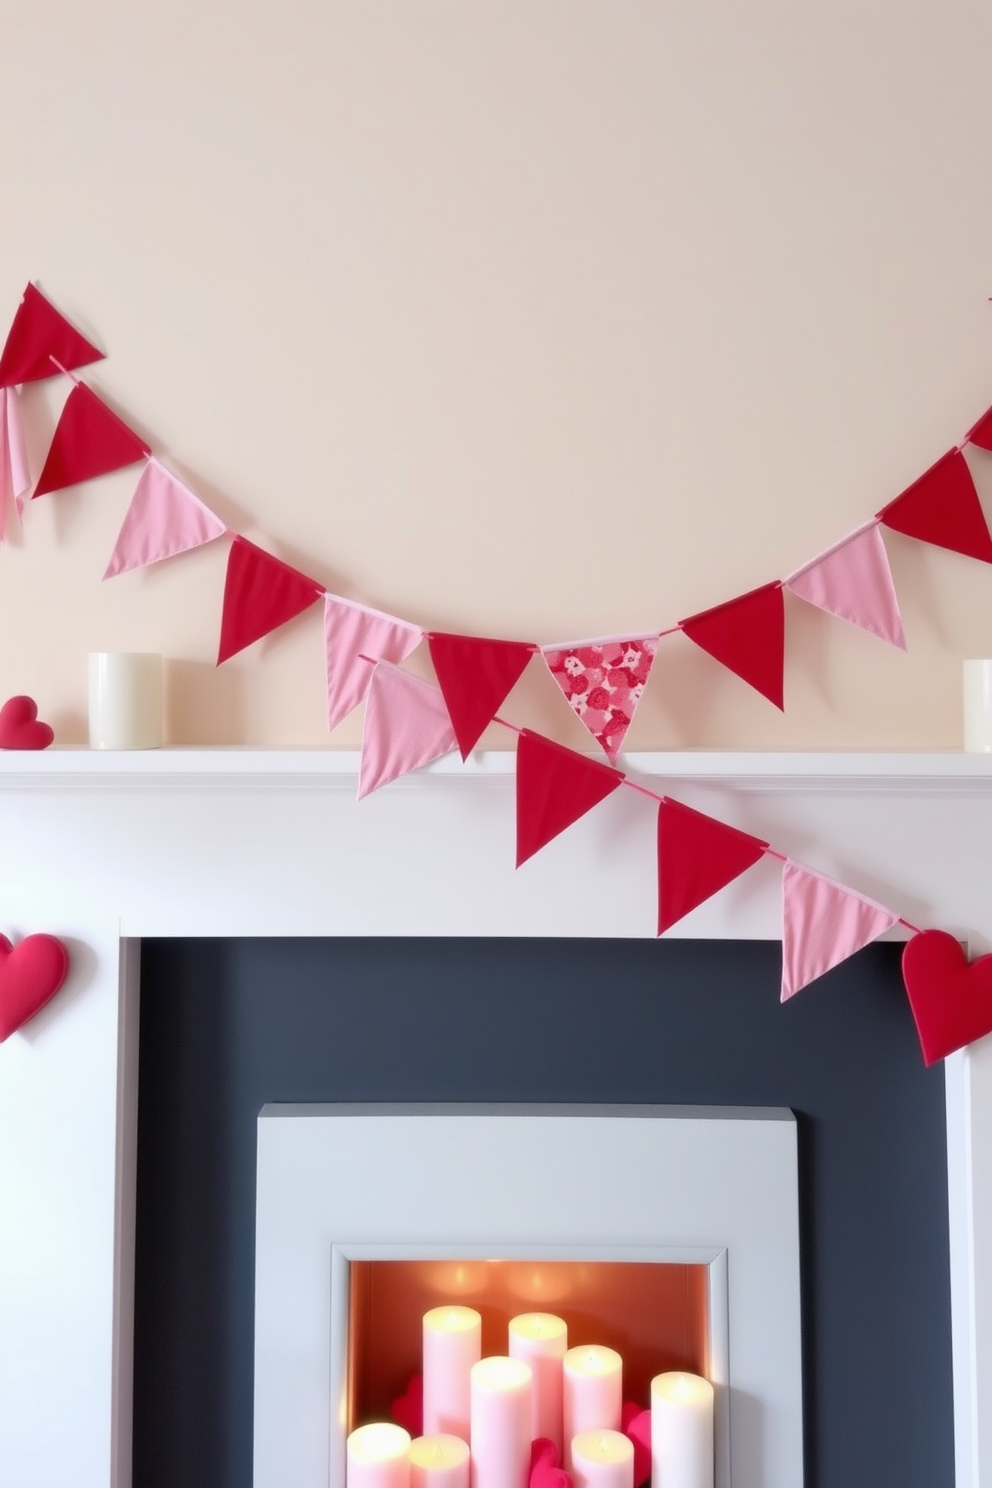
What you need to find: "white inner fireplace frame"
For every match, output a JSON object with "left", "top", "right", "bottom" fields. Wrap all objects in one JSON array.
[
  {"left": 0, "top": 748, "right": 991, "bottom": 1488},
  {"left": 254, "top": 1102, "right": 802, "bottom": 1488}
]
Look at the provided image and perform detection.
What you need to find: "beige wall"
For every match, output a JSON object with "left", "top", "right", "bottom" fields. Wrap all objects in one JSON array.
[{"left": 2, "top": 1, "right": 991, "bottom": 749}]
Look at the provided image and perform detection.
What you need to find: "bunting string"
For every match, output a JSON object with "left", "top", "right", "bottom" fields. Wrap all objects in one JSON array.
[{"left": 1, "top": 281, "right": 987, "bottom": 1063}]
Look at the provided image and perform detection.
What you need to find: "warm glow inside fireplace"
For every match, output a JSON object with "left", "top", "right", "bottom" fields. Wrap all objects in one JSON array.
[{"left": 346, "top": 1259, "right": 710, "bottom": 1433}]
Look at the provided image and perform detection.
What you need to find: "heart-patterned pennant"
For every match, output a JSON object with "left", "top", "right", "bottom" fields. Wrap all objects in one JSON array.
[
  {"left": 902, "top": 930, "right": 992, "bottom": 1065},
  {"left": 0, "top": 695, "right": 54, "bottom": 750},
  {"left": 0, "top": 933, "right": 70, "bottom": 1041}
]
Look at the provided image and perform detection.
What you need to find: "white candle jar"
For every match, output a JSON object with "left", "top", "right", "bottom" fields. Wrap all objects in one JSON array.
[{"left": 88, "top": 652, "right": 163, "bottom": 749}]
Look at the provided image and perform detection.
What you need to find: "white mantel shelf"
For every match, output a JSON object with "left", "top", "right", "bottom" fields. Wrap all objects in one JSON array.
[
  {"left": 1, "top": 746, "right": 992, "bottom": 792},
  {"left": 2, "top": 748, "right": 992, "bottom": 1488}
]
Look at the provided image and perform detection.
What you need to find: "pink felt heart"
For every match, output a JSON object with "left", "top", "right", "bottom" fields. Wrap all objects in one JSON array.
[
  {"left": 0, "top": 695, "right": 53, "bottom": 750},
  {"left": 390, "top": 1373, "right": 423, "bottom": 1437},
  {"left": 621, "top": 1403, "right": 652, "bottom": 1487},
  {"left": 0, "top": 934, "right": 70, "bottom": 1041},
  {"left": 902, "top": 930, "right": 992, "bottom": 1065},
  {"left": 529, "top": 1438, "right": 572, "bottom": 1488}
]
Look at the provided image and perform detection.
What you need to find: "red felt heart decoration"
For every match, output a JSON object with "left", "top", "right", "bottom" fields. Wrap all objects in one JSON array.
[
  {"left": 0, "top": 695, "right": 54, "bottom": 750},
  {"left": 0, "top": 934, "right": 70, "bottom": 1041},
  {"left": 389, "top": 1373, "right": 423, "bottom": 1438},
  {"left": 902, "top": 930, "right": 992, "bottom": 1065},
  {"left": 529, "top": 1438, "right": 572, "bottom": 1488},
  {"left": 621, "top": 1402, "right": 652, "bottom": 1487}
]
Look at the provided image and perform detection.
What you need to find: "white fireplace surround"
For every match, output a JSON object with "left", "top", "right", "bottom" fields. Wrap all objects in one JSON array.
[{"left": 1, "top": 748, "right": 992, "bottom": 1488}]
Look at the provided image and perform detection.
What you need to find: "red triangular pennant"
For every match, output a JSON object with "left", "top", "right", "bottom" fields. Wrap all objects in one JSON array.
[
  {"left": 679, "top": 582, "right": 785, "bottom": 709},
  {"left": 657, "top": 797, "right": 768, "bottom": 933},
  {"left": 516, "top": 730, "right": 624, "bottom": 867},
  {"left": 0, "top": 284, "right": 104, "bottom": 387},
  {"left": 428, "top": 633, "right": 534, "bottom": 758},
  {"left": 33, "top": 384, "right": 150, "bottom": 497},
  {"left": 877, "top": 449, "right": 992, "bottom": 565},
  {"left": 965, "top": 404, "right": 992, "bottom": 453},
  {"left": 217, "top": 536, "right": 324, "bottom": 664}
]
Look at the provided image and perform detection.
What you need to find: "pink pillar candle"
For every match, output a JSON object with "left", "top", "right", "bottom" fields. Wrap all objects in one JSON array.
[
  {"left": 409, "top": 1434, "right": 471, "bottom": 1488},
  {"left": 508, "top": 1312, "right": 568, "bottom": 1454},
  {"left": 347, "top": 1423, "right": 412, "bottom": 1488},
  {"left": 570, "top": 1430, "right": 634, "bottom": 1488},
  {"left": 423, "top": 1306, "right": 482, "bottom": 1441},
  {"left": 650, "top": 1372, "right": 714, "bottom": 1488},
  {"left": 562, "top": 1346, "right": 623, "bottom": 1472},
  {"left": 469, "top": 1356, "right": 533, "bottom": 1488}
]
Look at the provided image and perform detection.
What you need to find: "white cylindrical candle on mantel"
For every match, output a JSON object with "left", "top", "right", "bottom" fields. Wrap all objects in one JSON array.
[
  {"left": 562, "top": 1346, "right": 623, "bottom": 1472},
  {"left": 409, "top": 1434, "right": 470, "bottom": 1488},
  {"left": 508, "top": 1312, "right": 567, "bottom": 1454},
  {"left": 570, "top": 1429, "right": 634, "bottom": 1488},
  {"left": 469, "top": 1356, "right": 533, "bottom": 1488},
  {"left": 88, "top": 652, "right": 163, "bottom": 749},
  {"left": 423, "top": 1306, "right": 482, "bottom": 1441},
  {"left": 964, "top": 660, "right": 992, "bottom": 752},
  {"left": 347, "top": 1423, "right": 412, "bottom": 1488},
  {"left": 650, "top": 1372, "right": 714, "bottom": 1488}
]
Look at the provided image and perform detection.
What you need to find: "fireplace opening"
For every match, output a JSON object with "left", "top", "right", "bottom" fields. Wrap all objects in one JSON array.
[
  {"left": 133, "top": 935, "right": 953, "bottom": 1488},
  {"left": 346, "top": 1259, "right": 710, "bottom": 1431}
]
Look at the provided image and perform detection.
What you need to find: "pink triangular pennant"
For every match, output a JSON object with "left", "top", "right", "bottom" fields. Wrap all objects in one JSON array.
[
  {"left": 541, "top": 636, "right": 659, "bottom": 762},
  {"left": 103, "top": 458, "right": 227, "bottom": 578},
  {"left": 781, "top": 861, "right": 898, "bottom": 1001},
  {"left": 0, "top": 387, "right": 30, "bottom": 540},
  {"left": 785, "top": 521, "right": 905, "bottom": 648},
  {"left": 358, "top": 663, "right": 457, "bottom": 799},
  {"left": 324, "top": 595, "right": 422, "bottom": 733}
]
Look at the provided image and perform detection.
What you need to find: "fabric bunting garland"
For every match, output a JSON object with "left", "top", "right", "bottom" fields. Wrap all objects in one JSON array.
[
  {"left": 323, "top": 596, "right": 422, "bottom": 733},
  {"left": 358, "top": 662, "right": 457, "bottom": 800},
  {"left": 656, "top": 797, "right": 768, "bottom": 934},
  {"left": 877, "top": 448, "right": 992, "bottom": 565},
  {"left": 428, "top": 633, "right": 535, "bottom": 758},
  {"left": 217, "top": 536, "right": 323, "bottom": 663},
  {"left": 780, "top": 862, "right": 898, "bottom": 1001},
  {"left": 679, "top": 582, "right": 786, "bottom": 709},
  {"left": 0, "top": 283, "right": 103, "bottom": 388},
  {"left": 542, "top": 637, "right": 658, "bottom": 762},
  {"left": 103, "top": 457, "right": 227, "bottom": 577},
  {"left": 515, "top": 729, "right": 624, "bottom": 867},
  {"left": 33, "top": 383, "right": 150, "bottom": 498},
  {"left": 785, "top": 520, "right": 905, "bottom": 648},
  {"left": 8, "top": 282, "right": 992, "bottom": 1064}
]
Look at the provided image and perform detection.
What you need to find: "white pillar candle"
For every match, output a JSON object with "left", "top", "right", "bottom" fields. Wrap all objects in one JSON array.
[
  {"left": 650, "top": 1372, "right": 714, "bottom": 1488},
  {"left": 508, "top": 1312, "right": 567, "bottom": 1453},
  {"left": 469, "top": 1356, "right": 533, "bottom": 1488},
  {"left": 409, "top": 1434, "right": 471, "bottom": 1488},
  {"left": 570, "top": 1430, "right": 634, "bottom": 1488},
  {"left": 562, "top": 1347, "right": 623, "bottom": 1472},
  {"left": 347, "top": 1423, "right": 412, "bottom": 1488},
  {"left": 423, "top": 1306, "right": 482, "bottom": 1441},
  {"left": 963, "top": 660, "right": 992, "bottom": 752},
  {"left": 88, "top": 652, "right": 163, "bottom": 749}
]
